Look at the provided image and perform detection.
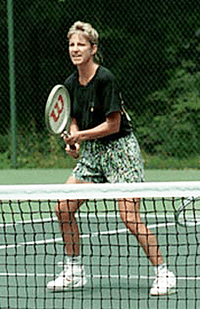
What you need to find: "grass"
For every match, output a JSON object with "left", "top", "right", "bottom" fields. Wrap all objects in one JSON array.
[
  {"left": 1, "top": 150, "right": 200, "bottom": 170},
  {"left": 1, "top": 128, "right": 200, "bottom": 169},
  {"left": 142, "top": 152, "right": 200, "bottom": 169},
  {"left": 0, "top": 131, "right": 77, "bottom": 169}
]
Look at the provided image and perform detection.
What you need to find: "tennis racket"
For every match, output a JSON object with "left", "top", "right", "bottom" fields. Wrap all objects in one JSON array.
[
  {"left": 175, "top": 196, "right": 200, "bottom": 227},
  {"left": 45, "top": 84, "right": 78, "bottom": 158}
]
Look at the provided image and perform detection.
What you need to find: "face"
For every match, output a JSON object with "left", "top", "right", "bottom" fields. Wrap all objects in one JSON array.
[{"left": 69, "top": 33, "right": 96, "bottom": 67}]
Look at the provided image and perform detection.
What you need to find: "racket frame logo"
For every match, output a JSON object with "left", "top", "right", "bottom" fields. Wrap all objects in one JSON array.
[{"left": 50, "top": 95, "right": 64, "bottom": 122}]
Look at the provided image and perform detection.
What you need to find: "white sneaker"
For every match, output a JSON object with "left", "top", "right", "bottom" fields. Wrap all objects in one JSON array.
[
  {"left": 150, "top": 267, "right": 176, "bottom": 296},
  {"left": 47, "top": 261, "right": 87, "bottom": 292}
]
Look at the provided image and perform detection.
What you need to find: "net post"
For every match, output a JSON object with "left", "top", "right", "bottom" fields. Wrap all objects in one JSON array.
[{"left": 7, "top": 0, "right": 17, "bottom": 168}]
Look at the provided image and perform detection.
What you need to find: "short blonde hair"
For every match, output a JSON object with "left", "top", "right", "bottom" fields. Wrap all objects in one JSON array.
[{"left": 67, "top": 21, "right": 99, "bottom": 45}]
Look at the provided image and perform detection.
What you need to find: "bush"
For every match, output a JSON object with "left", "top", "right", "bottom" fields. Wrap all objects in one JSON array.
[
  {"left": 0, "top": 121, "right": 76, "bottom": 169},
  {"left": 136, "top": 67, "right": 200, "bottom": 158}
]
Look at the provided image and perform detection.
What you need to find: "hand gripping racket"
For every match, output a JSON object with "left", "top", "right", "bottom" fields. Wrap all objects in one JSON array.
[
  {"left": 175, "top": 196, "right": 200, "bottom": 227},
  {"left": 45, "top": 84, "right": 79, "bottom": 158}
]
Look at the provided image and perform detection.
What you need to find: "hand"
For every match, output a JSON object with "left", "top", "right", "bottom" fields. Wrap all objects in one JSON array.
[
  {"left": 61, "top": 131, "right": 80, "bottom": 159},
  {"left": 62, "top": 131, "right": 80, "bottom": 145},
  {"left": 65, "top": 143, "right": 80, "bottom": 159}
]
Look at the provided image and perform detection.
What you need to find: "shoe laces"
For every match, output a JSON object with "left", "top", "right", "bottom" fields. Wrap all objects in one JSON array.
[
  {"left": 153, "top": 270, "right": 174, "bottom": 286},
  {"left": 57, "top": 261, "right": 82, "bottom": 277}
]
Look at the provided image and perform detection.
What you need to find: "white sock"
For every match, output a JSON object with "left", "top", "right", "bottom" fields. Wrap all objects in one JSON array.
[
  {"left": 67, "top": 256, "right": 81, "bottom": 265},
  {"left": 155, "top": 263, "right": 167, "bottom": 275}
]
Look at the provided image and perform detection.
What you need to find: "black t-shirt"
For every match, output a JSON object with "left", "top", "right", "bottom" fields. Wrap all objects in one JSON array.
[{"left": 64, "top": 66, "right": 132, "bottom": 141}]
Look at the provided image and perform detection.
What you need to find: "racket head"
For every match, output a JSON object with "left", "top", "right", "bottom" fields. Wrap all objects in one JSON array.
[
  {"left": 175, "top": 197, "right": 200, "bottom": 227},
  {"left": 45, "top": 85, "right": 71, "bottom": 135}
]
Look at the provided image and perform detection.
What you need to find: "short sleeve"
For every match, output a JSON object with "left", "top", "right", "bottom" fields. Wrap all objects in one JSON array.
[
  {"left": 99, "top": 70, "right": 121, "bottom": 117},
  {"left": 64, "top": 72, "right": 77, "bottom": 118}
]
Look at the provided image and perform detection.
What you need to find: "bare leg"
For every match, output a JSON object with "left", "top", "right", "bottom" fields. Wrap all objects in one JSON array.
[
  {"left": 47, "top": 176, "right": 89, "bottom": 290},
  {"left": 55, "top": 176, "right": 90, "bottom": 256},
  {"left": 118, "top": 198, "right": 164, "bottom": 266}
]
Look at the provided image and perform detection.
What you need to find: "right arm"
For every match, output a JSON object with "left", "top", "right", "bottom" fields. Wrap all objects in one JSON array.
[{"left": 64, "top": 118, "right": 80, "bottom": 158}]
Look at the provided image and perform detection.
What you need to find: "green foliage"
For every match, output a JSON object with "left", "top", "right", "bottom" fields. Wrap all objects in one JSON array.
[
  {"left": 0, "top": 152, "right": 11, "bottom": 169},
  {"left": 137, "top": 64, "right": 200, "bottom": 158},
  {"left": 142, "top": 152, "right": 200, "bottom": 169},
  {"left": 5, "top": 121, "right": 76, "bottom": 168},
  {"left": 3, "top": 0, "right": 200, "bottom": 168}
]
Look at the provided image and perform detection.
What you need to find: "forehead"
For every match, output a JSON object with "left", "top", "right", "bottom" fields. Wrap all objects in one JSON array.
[{"left": 69, "top": 33, "right": 89, "bottom": 44}]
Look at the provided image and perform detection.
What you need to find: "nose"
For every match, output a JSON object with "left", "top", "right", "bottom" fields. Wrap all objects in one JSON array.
[{"left": 72, "top": 43, "right": 79, "bottom": 52}]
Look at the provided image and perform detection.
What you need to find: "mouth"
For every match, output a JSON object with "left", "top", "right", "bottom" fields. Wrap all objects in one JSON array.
[{"left": 72, "top": 54, "right": 82, "bottom": 59}]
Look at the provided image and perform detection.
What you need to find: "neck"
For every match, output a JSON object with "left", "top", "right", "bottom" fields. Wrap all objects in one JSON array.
[{"left": 78, "top": 62, "right": 99, "bottom": 86}]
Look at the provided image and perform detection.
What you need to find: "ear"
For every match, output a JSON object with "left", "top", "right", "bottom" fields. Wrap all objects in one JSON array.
[{"left": 91, "top": 43, "right": 98, "bottom": 56}]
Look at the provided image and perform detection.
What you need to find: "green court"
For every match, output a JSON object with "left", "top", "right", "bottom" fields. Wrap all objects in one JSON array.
[
  {"left": 1, "top": 168, "right": 200, "bottom": 184},
  {"left": 0, "top": 169, "right": 200, "bottom": 309}
]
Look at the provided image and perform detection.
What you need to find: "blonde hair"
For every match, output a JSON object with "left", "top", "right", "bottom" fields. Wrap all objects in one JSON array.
[
  {"left": 67, "top": 21, "right": 99, "bottom": 45},
  {"left": 67, "top": 21, "right": 102, "bottom": 63}
]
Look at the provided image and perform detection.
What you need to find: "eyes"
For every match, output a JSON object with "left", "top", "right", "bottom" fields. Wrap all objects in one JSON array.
[
  {"left": 69, "top": 42, "right": 88, "bottom": 48},
  {"left": 69, "top": 34, "right": 92, "bottom": 50},
  {"left": 69, "top": 42, "right": 85, "bottom": 47}
]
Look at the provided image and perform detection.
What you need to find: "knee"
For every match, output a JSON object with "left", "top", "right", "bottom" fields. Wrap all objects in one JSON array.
[
  {"left": 120, "top": 212, "right": 141, "bottom": 236},
  {"left": 55, "top": 200, "right": 75, "bottom": 221}
]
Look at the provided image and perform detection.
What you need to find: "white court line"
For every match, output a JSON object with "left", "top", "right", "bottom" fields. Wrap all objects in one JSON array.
[
  {"left": 0, "top": 222, "right": 175, "bottom": 250},
  {"left": 0, "top": 220, "right": 197, "bottom": 282},
  {"left": 0, "top": 213, "right": 175, "bottom": 228},
  {"left": 0, "top": 272, "right": 198, "bottom": 281}
]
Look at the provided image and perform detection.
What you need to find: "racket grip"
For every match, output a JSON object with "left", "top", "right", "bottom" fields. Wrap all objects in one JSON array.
[
  {"left": 69, "top": 144, "right": 79, "bottom": 158},
  {"left": 63, "top": 131, "right": 79, "bottom": 158},
  {"left": 70, "top": 144, "right": 76, "bottom": 150},
  {"left": 69, "top": 143, "right": 79, "bottom": 158},
  {"left": 63, "top": 131, "right": 76, "bottom": 149},
  {"left": 70, "top": 145, "right": 79, "bottom": 159}
]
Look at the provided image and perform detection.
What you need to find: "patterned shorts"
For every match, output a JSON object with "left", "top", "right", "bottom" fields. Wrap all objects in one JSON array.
[{"left": 72, "top": 132, "right": 145, "bottom": 183}]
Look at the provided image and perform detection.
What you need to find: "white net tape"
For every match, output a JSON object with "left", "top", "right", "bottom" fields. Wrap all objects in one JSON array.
[{"left": 0, "top": 181, "right": 200, "bottom": 200}]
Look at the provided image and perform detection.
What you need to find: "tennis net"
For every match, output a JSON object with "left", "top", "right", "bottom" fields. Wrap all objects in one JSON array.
[{"left": 0, "top": 181, "right": 200, "bottom": 309}]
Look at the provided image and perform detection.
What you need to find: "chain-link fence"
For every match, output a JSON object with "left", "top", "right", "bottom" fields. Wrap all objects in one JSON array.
[{"left": 2, "top": 0, "right": 200, "bottom": 168}]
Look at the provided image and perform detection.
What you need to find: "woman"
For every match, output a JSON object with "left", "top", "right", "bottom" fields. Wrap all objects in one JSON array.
[{"left": 47, "top": 21, "right": 176, "bottom": 296}]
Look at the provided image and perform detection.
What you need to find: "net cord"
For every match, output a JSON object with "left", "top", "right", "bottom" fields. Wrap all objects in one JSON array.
[{"left": 0, "top": 181, "right": 200, "bottom": 200}]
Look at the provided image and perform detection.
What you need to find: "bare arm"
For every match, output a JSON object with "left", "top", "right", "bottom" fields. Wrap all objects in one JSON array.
[
  {"left": 64, "top": 112, "right": 121, "bottom": 145},
  {"left": 63, "top": 118, "right": 80, "bottom": 158},
  {"left": 69, "top": 117, "right": 79, "bottom": 135}
]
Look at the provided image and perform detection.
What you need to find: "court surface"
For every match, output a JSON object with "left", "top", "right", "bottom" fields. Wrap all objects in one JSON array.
[
  {"left": 0, "top": 168, "right": 200, "bottom": 184},
  {"left": 0, "top": 169, "right": 200, "bottom": 309}
]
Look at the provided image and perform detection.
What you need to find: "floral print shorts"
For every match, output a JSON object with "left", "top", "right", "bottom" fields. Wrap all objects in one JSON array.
[{"left": 72, "top": 132, "right": 145, "bottom": 183}]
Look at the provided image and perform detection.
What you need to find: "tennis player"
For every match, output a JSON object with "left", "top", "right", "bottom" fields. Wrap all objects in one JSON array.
[{"left": 47, "top": 21, "right": 176, "bottom": 296}]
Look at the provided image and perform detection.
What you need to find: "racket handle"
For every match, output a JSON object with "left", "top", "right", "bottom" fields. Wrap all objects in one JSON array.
[
  {"left": 63, "top": 131, "right": 76, "bottom": 149},
  {"left": 70, "top": 145, "right": 79, "bottom": 159},
  {"left": 63, "top": 131, "right": 79, "bottom": 158},
  {"left": 70, "top": 144, "right": 76, "bottom": 150},
  {"left": 68, "top": 143, "right": 79, "bottom": 158}
]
